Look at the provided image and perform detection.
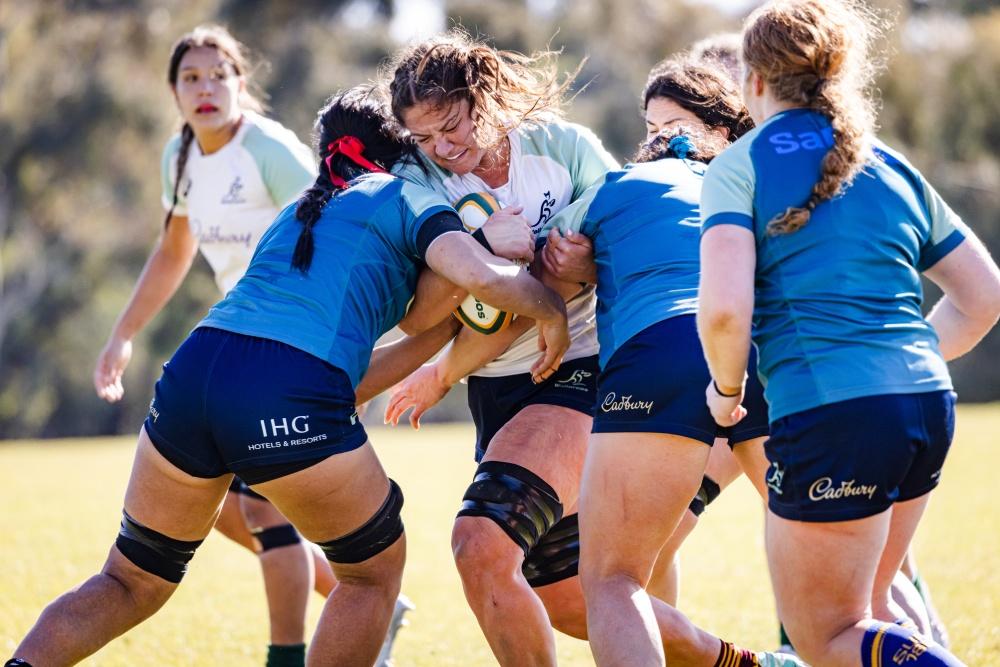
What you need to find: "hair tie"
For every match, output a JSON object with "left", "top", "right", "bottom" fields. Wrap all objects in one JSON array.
[
  {"left": 808, "top": 77, "right": 827, "bottom": 98},
  {"left": 669, "top": 135, "right": 695, "bottom": 161},
  {"left": 324, "top": 136, "right": 387, "bottom": 189}
]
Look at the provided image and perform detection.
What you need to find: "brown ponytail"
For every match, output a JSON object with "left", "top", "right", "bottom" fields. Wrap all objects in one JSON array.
[{"left": 742, "top": 0, "right": 884, "bottom": 235}]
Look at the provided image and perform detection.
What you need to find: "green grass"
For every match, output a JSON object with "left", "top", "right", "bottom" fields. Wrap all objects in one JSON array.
[{"left": 1, "top": 407, "right": 999, "bottom": 665}]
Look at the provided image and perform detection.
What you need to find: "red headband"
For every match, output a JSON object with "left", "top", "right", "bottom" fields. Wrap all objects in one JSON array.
[{"left": 324, "top": 136, "right": 386, "bottom": 189}]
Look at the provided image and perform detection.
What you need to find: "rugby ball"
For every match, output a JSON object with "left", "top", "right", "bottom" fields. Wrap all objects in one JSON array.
[{"left": 453, "top": 192, "right": 513, "bottom": 335}]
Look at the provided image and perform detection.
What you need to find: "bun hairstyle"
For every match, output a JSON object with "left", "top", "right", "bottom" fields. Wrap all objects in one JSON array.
[
  {"left": 642, "top": 56, "right": 754, "bottom": 142},
  {"left": 742, "top": 0, "right": 883, "bottom": 235},
  {"left": 291, "top": 86, "right": 407, "bottom": 273},
  {"left": 163, "top": 24, "right": 265, "bottom": 229},
  {"left": 633, "top": 125, "right": 729, "bottom": 165},
  {"left": 385, "top": 29, "right": 578, "bottom": 154}
]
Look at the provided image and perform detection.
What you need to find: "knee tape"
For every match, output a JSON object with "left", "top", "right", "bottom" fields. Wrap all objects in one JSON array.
[
  {"left": 253, "top": 524, "right": 301, "bottom": 552},
  {"left": 457, "top": 460, "right": 563, "bottom": 556},
  {"left": 115, "top": 510, "right": 203, "bottom": 584},
  {"left": 318, "top": 479, "right": 404, "bottom": 564},
  {"left": 687, "top": 475, "right": 721, "bottom": 517},
  {"left": 522, "top": 513, "right": 579, "bottom": 588}
]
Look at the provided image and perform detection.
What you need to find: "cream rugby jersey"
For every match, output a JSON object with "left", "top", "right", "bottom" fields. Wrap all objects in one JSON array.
[
  {"left": 161, "top": 111, "right": 315, "bottom": 294},
  {"left": 394, "top": 119, "right": 618, "bottom": 377}
]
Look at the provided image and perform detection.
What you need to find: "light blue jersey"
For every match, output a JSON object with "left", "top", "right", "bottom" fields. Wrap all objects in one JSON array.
[
  {"left": 546, "top": 159, "right": 705, "bottom": 369},
  {"left": 200, "top": 174, "right": 457, "bottom": 387},
  {"left": 701, "top": 109, "right": 967, "bottom": 421}
]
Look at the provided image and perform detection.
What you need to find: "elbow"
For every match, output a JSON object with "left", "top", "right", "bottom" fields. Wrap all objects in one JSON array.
[{"left": 697, "top": 302, "right": 752, "bottom": 338}]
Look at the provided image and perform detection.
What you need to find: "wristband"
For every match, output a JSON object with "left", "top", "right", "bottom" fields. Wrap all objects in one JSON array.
[
  {"left": 471, "top": 228, "right": 494, "bottom": 254},
  {"left": 712, "top": 379, "right": 741, "bottom": 398}
]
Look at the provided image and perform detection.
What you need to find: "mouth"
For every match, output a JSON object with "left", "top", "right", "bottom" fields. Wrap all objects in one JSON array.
[
  {"left": 441, "top": 148, "right": 468, "bottom": 162},
  {"left": 196, "top": 104, "right": 219, "bottom": 114}
]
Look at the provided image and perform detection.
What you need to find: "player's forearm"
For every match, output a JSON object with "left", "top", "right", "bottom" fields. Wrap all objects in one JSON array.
[
  {"left": 437, "top": 317, "right": 535, "bottom": 385},
  {"left": 697, "top": 305, "right": 752, "bottom": 391},
  {"left": 110, "top": 243, "right": 196, "bottom": 341},
  {"left": 398, "top": 269, "right": 468, "bottom": 336},
  {"left": 927, "top": 296, "right": 998, "bottom": 362},
  {"left": 356, "top": 317, "right": 461, "bottom": 404},
  {"left": 469, "top": 268, "right": 566, "bottom": 326}
]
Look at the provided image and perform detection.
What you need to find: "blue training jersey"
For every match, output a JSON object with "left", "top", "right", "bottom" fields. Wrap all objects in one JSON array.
[
  {"left": 200, "top": 173, "right": 457, "bottom": 387},
  {"left": 545, "top": 158, "right": 705, "bottom": 369},
  {"left": 701, "top": 108, "right": 967, "bottom": 421}
]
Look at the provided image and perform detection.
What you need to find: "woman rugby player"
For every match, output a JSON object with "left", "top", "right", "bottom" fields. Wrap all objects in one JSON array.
[
  {"left": 91, "top": 25, "right": 320, "bottom": 665},
  {"left": 8, "top": 86, "right": 570, "bottom": 667},
  {"left": 699, "top": 1, "right": 1000, "bottom": 664}
]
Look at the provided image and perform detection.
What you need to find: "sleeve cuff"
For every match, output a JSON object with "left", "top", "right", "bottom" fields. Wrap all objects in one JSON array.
[
  {"left": 702, "top": 211, "right": 754, "bottom": 233},
  {"left": 919, "top": 228, "right": 965, "bottom": 272}
]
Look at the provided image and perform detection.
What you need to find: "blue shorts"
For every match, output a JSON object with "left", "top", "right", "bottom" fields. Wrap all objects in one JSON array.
[
  {"left": 145, "top": 327, "right": 368, "bottom": 485},
  {"left": 592, "top": 315, "right": 769, "bottom": 446},
  {"left": 765, "top": 390, "right": 956, "bottom": 522},
  {"left": 467, "top": 355, "right": 599, "bottom": 461}
]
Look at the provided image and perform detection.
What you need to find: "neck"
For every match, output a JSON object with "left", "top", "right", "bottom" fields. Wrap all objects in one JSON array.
[
  {"left": 471, "top": 136, "right": 510, "bottom": 188},
  {"left": 759, "top": 89, "right": 802, "bottom": 125},
  {"left": 194, "top": 115, "right": 243, "bottom": 155}
]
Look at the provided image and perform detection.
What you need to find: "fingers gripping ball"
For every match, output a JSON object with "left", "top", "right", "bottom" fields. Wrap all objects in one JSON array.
[{"left": 453, "top": 192, "right": 514, "bottom": 335}]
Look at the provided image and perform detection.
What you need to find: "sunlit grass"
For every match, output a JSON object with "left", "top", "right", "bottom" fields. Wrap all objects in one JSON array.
[{"left": 1, "top": 407, "right": 997, "bottom": 665}]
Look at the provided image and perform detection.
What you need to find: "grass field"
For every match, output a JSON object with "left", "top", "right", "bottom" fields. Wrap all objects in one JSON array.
[{"left": 1, "top": 406, "right": 999, "bottom": 666}]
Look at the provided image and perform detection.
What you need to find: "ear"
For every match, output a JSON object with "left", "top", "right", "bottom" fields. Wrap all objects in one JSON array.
[
  {"left": 710, "top": 125, "right": 731, "bottom": 141},
  {"left": 750, "top": 71, "right": 765, "bottom": 97}
]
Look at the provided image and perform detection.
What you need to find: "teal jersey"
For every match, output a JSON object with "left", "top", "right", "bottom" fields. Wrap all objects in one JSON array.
[
  {"left": 701, "top": 109, "right": 967, "bottom": 421},
  {"left": 200, "top": 174, "right": 456, "bottom": 387},
  {"left": 547, "top": 159, "right": 705, "bottom": 368}
]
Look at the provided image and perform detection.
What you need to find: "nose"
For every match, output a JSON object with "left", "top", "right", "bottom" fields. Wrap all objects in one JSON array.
[{"left": 434, "top": 136, "right": 456, "bottom": 159}]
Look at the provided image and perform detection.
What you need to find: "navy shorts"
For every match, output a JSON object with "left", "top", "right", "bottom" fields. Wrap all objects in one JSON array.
[
  {"left": 764, "top": 390, "right": 956, "bottom": 522},
  {"left": 145, "top": 327, "right": 368, "bottom": 485},
  {"left": 467, "top": 355, "right": 599, "bottom": 461},
  {"left": 592, "top": 315, "right": 769, "bottom": 446}
]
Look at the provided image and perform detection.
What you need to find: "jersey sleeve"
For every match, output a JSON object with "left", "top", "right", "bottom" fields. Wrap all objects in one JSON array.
[
  {"left": 700, "top": 138, "right": 756, "bottom": 233},
  {"left": 543, "top": 177, "right": 603, "bottom": 242},
  {"left": 242, "top": 123, "right": 317, "bottom": 208},
  {"left": 917, "top": 177, "right": 968, "bottom": 271},
  {"left": 562, "top": 123, "right": 620, "bottom": 201},
  {"left": 399, "top": 180, "right": 459, "bottom": 259},
  {"left": 391, "top": 153, "right": 447, "bottom": 194},
  {"left": 160, "top": 134, "right": 188, "bottom": 217}
]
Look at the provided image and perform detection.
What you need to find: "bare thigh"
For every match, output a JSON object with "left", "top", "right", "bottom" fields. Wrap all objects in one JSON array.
[
  {"left": 249, "top": 442, "right": 390, "bottom": 543},
  {"left": 579, "top": 432, "right": 710, "bottom": 581},
  {"left": 482, "top": 404, "right": 591, "bottom": 508},
  {"left": 125, "top": 426, "right": 232, "bottom": 540}
]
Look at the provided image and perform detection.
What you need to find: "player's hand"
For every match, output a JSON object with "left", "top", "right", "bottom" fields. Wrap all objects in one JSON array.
[
  {"left": 542, "top": 228, "right": 597, "bottom": 284},
  {"left": 94, "top": 335, "right": 133, "bottom": 403},
  {"left": 384, "top": 364, "right": 451, "bottom": 429},
  {"left": 705, "top": 380, "right": 746, "bottom": 427},
  {"left": 481, "top": 207, "right": 534, "bottom": 264},
  {"left": 532, "top": 310, "right": 569, "bottom": 383}
]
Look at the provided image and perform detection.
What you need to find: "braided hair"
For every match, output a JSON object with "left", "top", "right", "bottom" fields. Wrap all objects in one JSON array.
[
  {"left": 742, "top": 0, "right": 883, "bottom": 235},
  {"left": 291, "top": 86, "right": 408, "bottom": 273}
]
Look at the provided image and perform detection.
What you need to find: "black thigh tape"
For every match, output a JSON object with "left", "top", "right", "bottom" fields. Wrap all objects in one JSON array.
[
  {"left": 318, "top": 479, "right": 404, "bottom": 564},
  {"left": 456, "top": 460, "right": 563, "bottom": 556},
  {"left": 522, "top": 513, "right": 580, "bottom": 587},
  {"left": 687, "top": 475, "right": 722, "bottom": 517},
  {"left": 254, "top": 524, "right": 301, "bottom": 552},
  {"left": 115, "top": 510, "right": 203, "bottom": 584}
]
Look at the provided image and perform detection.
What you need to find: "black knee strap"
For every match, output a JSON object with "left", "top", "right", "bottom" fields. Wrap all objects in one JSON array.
[
  {"left": 253, "top": 524, "right": 301, "bottom": 552},
  {"left": 318, "top": 479, "right": 404, "bottom": 564},
  {"left": 457, "top": 460, "right": 563, "bottom": 556},
  {"left": 522, "top": 513, "right": 579, "bottom": 588},
  {"left": 687, "top": 475, "right": 722, "bottom": 517},
  {"left": 115, "top": 510, "right": 203, "bottom": 584}
]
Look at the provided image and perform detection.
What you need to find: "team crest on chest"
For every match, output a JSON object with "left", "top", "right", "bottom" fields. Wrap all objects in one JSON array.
[{"left": 221, "top": 176, "right": 246, "bottom": 204}]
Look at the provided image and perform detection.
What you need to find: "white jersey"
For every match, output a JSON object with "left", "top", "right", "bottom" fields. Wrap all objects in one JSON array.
[
  {"left": 161, "top": 112, "right": 315, "bottom": 294},
  {"left": 394, "top": 119, "right": 618, "bottom": 377}
]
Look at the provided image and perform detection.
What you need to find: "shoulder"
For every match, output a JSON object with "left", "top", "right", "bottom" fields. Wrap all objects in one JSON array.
[
  {"left": 240, "top": 112, "right": 312, "bottom": 160},
  {"left": 161, "top": 132, "right": 184, "bottom": 164},
  {"left": 518, "top": 119, "right": 602, "bottom": 155}
]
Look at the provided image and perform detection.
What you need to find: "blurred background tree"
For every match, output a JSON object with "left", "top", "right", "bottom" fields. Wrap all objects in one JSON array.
[{"left": 0, "top": 0, "right": 997, "bottom": 438}]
